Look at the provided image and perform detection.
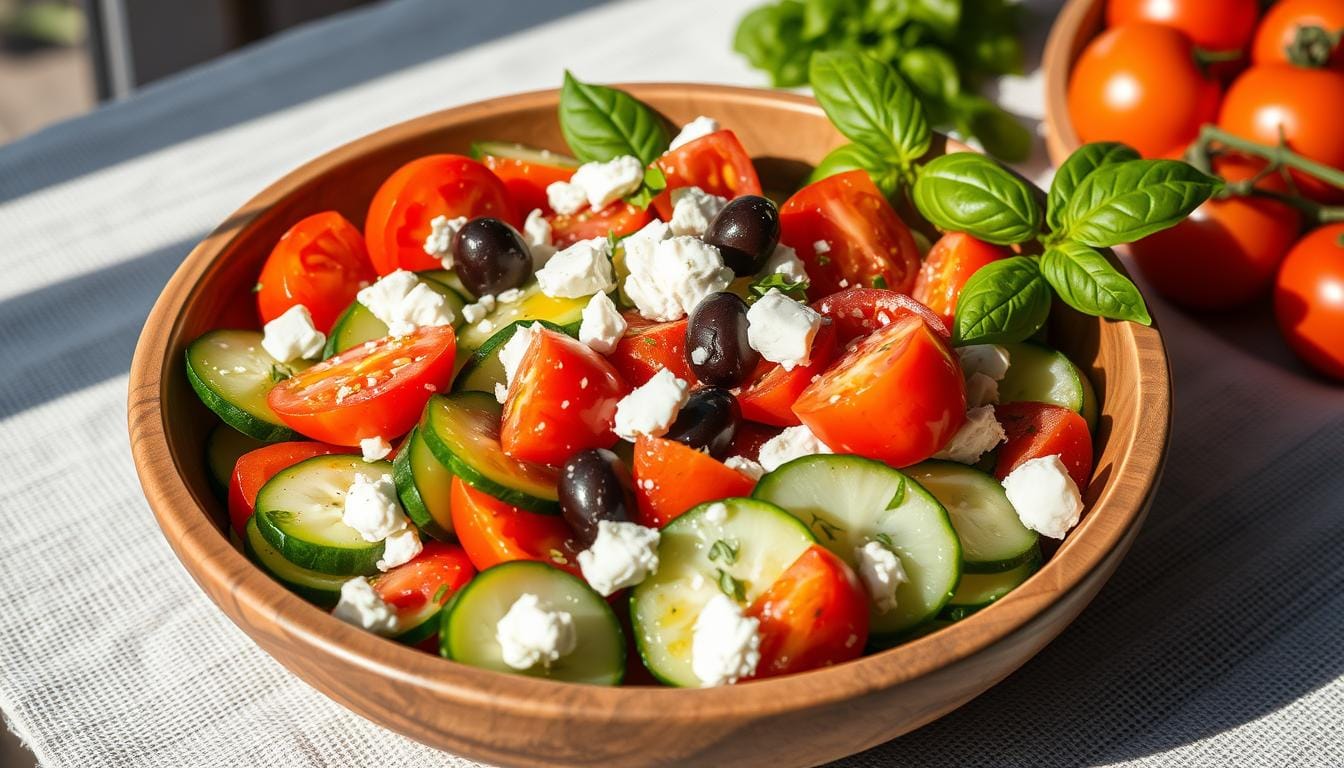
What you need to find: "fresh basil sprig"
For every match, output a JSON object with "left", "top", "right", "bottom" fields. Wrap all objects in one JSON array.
[
  {"left": 1039, "top": 241, "right": 1151, "bottom": 325},
  {"left": 1045, "top": 142, "right": 1139, "bottom": 232},
  {"left": 912, "top": 153, "right": 1040, "bottom": 245},
  {"left": 952, "top": 257, "right": 1052, "bottom": 345},
  {"left": 809, "top": 51, "right": 930, "bottom": 171},
  {"left": 806, "top": 144, "right": 902, "bottom": 198},
  {"left": 559, "top": 71, "right": 669, "bottom": 166},
  {"left": 1057, "top": 159, "right": 1221, "bottom": 247},
  {"left": 749, "top": 273, "right": 810, "bottom": 302}
]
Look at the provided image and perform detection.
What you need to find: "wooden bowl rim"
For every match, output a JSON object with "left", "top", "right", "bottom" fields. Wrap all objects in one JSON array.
[
  {"left": 1042, "top": 0, "right": 1099, "bottom": 164},
  {"left": 128, "top": 83, "right": 1170, "bottom": 723}
]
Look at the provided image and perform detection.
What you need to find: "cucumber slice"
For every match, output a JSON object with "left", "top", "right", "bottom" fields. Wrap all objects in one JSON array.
[
  {"left": 456, "top": 282, "right": 588, "bottom": 352},
  {"left": 420, "top": 392, "right": 560, "bottom": 513},
  {"left": 998, "top": 342, "right": 1098, "bottom": 431},
  {"left": 906, "top": 461, "right": 1039, "bottom": 573},
  {"left": 940, "top": 546, "right": 1042, "bottom": 621},
  {"left": 452, "top": 319, "right": 570, "bottom": 395},
  {"left": 418, "top": 269, "right": 472, "bottom": 299},
  {"left": 387, "top": 590, "right": 448, "bottom": 646},
  {"left": 470, "top": 141, "right": 580, "bottom": 169},
  {"left": 205, "top": 423, "right": 264, "bottom": 498},
  {"left": 630, "top": 498, "right": 816, "bottom": 687},
  {"left": 254, "top": 455, "right": 393, "bottom": 576},
  {"left": 752, "top": 455, "right": 961, "bottom": 637},
  {"left": 392, "top": 427, "right": 454, "bottom": 541},
  {"left": 185, "top": 330, "right": 310, "bottom": 441},
  {"left": 441, "top": 561, "right": 624, "bottom": 685},
  {"left": 323, "top": 275, "right": 467, "bottom": 358},
  {"left": 244, "top": 516, "right": 345, "bottom": 608}
]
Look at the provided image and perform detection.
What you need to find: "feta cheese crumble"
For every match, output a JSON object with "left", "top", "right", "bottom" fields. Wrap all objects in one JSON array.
[
  {"left": 669, "top": 115, "right": 720, "bottom": 151},
  {"left": 624, "top": 236, "right": 734, "bottom": 322},
  {"left": 669, "top": 186, "right": 728, "bottom": 237},
  {"left": 932, "top": 406, "right": 1006, "bottom": 464},
  {"left": 342, "top": 472, "right": 407, "bottom": 542},
  {"left": 614, "top": 368, "right": 691, "bottom": 441},
  {"left": 460, "top": 293, "right": 497, "bottom": 325},
  {"left": 758, "top": 425, "right": 832, "bottom": 472},
  {"left": 546, "top": 180, "right": 587, "bottom": 215},
  {"left": 747, "top": 289, "right": 823, "bottom": 370},
  {"left": 376, "top": 526, "right": 423, "bottom": 572},
  {"left": 578, "top": 291, "right": 628, "bottom": 355},
  {"left": 535, "top": 237, "right": 616, "bottom": 299},
  {"left": 691, "top": 593, "right": 761, "bottom": 687},
  {"left": 957, "top": 344, "right": 1012, "bottom": 381},
  {"left": 496, "top": 322, "right": 542, "bottom": 403},
  {"left": 813, "top": 239, "right": 832, "bottom": 255},
  {"left": 522, "top": 208, "right": 556, "bottom": 267},
  {"left": 854, "top": 540, "right": 908, "bottom": 614},
  {"left": 332, "top": 577, "right": 399, "bottom": 636},
  {"left": 261, "top": 304, "right": 326, "bottom": 363},
  {"left": 759, "top": 243, "right": 808, "bottom": 285},
  {"left": 496, "top": 593, "right": 577, "bottom": 670},
  {"left": 965, "top": 372, "right": 1000, "bottom": 408},
  {"left": 1001, "top": 454, "right": 1084, "bottom": 539},
  {"left": 551, "top": 155, "right": 644, "bottom": 212},
  {"left": 359, "top": 436, "right": 392, "bottom": 462},
  {"left": 577, "top": 520, "right": 660, "bottom": 596},
  {"left": 422, "top": 215, "right": 468, "bottom": 269},
  {"left": 356, "top": 270, "right": 455, "bottom": 337},
  {"left": 724, "top": 456, "right": 765, "bottom": 481}
]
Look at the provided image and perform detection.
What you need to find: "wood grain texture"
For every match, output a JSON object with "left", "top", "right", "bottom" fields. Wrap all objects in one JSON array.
[
  {"left": 126, "top": 84, "right": 1170, "bottom": 768},
  {"left": 1043, "top": 0, "right": 1107, "bottom": 166}
]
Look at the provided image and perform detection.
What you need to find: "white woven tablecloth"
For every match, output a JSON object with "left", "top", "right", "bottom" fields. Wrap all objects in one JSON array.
[{"left": 2, "top": 0, "right": 1342, "bottom": 765}]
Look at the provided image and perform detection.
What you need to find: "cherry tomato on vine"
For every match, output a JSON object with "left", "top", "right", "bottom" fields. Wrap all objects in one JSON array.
[
  {"left": 255, "top": 212, "right": 375, "bottom": 333},
  {"left": 1252, "top": 0, "right": 1344, "bottom": 71},
  {"left": 1107, "top": 0, "right": 1259, "bottom": 54},
  {"left": 1274, "top": 223, "right": 1344, "bottom": 380}
]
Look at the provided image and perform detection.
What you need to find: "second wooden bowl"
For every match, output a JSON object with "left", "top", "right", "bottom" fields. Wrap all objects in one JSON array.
[{"left": 1043, "top": 0, "right": 1108, "bottom": 165}]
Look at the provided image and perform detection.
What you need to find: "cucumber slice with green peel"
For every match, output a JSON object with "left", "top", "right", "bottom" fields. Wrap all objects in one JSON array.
[
  {"left": 630, "top": 498, "right": 816, "bottom": 688},
  {"left": 998, "top": 342, "right": 1099, "bottom": 431},
  {"left": 418, "top": 269, "right": 472, "bottom": 299},
  {"left": 387, "top": 592, "right": 448, "bottom": 646},
  {"left": 393, "top": 427, "right": 455, "bottom": 541},
  {"left": 940, "top": 546, "right": 1042, "bottom": 621},
  {"left": 469, "top": 141, "right": 580, "bottom": 168},
  {"left": 254, "top": 455, "right": 394, "bottom": 576},
  {"left": 440, "top": 561, "right": 624, "bottom": 685},
  {"left": 420, "top": 392, "right": 560, "bottom": 513},
  {"left": 906, "top": 461, "right": 1039, "bottom": 573},
  {"left": 244, "top": 516, "right": 346, "bottom": 608},
  {"left": 205, "top": 423, "right": 264, "bottom": 498},
  {"left": 456, "top": 282, "right": 588, "bottom": 352},
  {"left": 185, "top": 330, "right": 310, "bottom": 441},
  {"left": 323, "top": 275, "right": 467, "bottom": 358},
  {"left": 452, "top": 319, "right": 571, "bottom": 395},
  {"left": 752, "top": 455, "right": 961, "bottom": 637}
]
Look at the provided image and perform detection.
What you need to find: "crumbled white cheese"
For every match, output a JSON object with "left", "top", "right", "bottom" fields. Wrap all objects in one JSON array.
[
  {"left": 261, "top": 304, "right": 326, "bottom": 363},
  {"left": 614, "top": 368, "right": 690, "bottom": 441},
  {"left": 957, "top": 344, "right": 1012, "bottom": 381},
  {"left": 704, "top": 502, "right": 729, "bottom": 525},
  {"left": 690, "top": 346, "right": 709, "bottom": 366},
  {"left": 746, "top": 289, "right": 823, "bottom": 371},
  {"left": 356, "top": 270, "right": 455, "bottom": 337},
  {"left": 932, "top": 406, "right": 1006, "bottom": 464},
  {"left": 522, "top": 208, "right": 555, "bottom": 267},
  {"left": 669, "top": 115, "right": 720, "bottom": 151},
  {"left": 496, "top": 593, "right": 577, "bottom": 670},
  {"left": 1002, "top": 454, "right": 1084, "bottom": 539},
  {"left": 691, "top": 593, "right": 761, "bottom": 687},
  {"left": 535, "top": 237, "right": 616, "bottom": 299},
  {"left": 376, "top": 527, "right": 423, "bottom": 572},
  {"left": 759, "top": 243, "right": 808, "bottom": 285},
  {"left": 854, "top": 540, "right": 908, "bottom": 615},
  {"left": 496, "top": 287, "right": 524, "bottom": 304},
  {"left": 669, "top": 186, "right": 729, "bottom": 237},
  {"left": 724, "top": 456, "right": 765, "bottom": 481},
  {"left": 758, "top": 425, "right": 832, "bottom": 472},
  {"left": 569, "top": 155, "right": 645, "bottom": 211},
  {"left": 342, "top": 473, "right": 408, "bottom": 543},
  {"left": 578, "top": 291, "right": 628, "bottom": 355},
  {"left": 624, "top": 236, "right": 734, "bottom": 322},
  {"left": 359, "top": 436, "right": 392, "bottom": 463},
  {"left": 422, "top": 215, "right": 468, "bottom": 269},
  {"left": 332, "top": 577, "right": 399, "bottom": 636},
  {"left": 812, "top": 239, "right": 832, "bottom": 255},
  {"left": 546, "top": 180, "right": 587, "bottom": 215},
  {"left": 460, "top": 293, "right": 496, "bottom": 325},
  {"left": 965, "top": 372, "right": 1000, "bottom": 408},
  {"left": 577, "top": 520, "right": 661, "bottom": 596},
  {"left": 496, "top": 322, "right": 542, "bottom": 403}
]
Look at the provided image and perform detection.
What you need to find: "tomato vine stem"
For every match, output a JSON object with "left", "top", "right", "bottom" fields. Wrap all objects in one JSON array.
[{"left": 1189, "top": 124, "right": 1344, "bottom": 226}]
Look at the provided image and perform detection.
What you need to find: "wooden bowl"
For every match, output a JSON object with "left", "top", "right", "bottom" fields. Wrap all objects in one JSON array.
[
  {"left": 127, "top": 84, "right": 1170, "bottom": 768},
  {"left": 1043, "top": 0, "right": 1107, "bottom": 165}
]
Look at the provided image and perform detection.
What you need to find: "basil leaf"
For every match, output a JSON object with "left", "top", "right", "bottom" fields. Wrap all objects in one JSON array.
[
  {"left": 1060, "top": 159, "right": 1221, "bottom": 247},
  {"left": 899, "top": 47, "right": 960, "bottom": 102},
  {"left": 749, "top": 273, "right": 809, "bottom": 302},
  {"left": 733, "top": 3, "right": 811, "bottom": 87},
  {"left": 912, "top": 153, "right": 1042, "bottom": 245},
  {"left": 559, "top": 71, "right": 669, "bottom": 166},
  {"left": 625, "top": 166, "right": 667, "bottom": 210},
  {"left": 1039, "top": 241, "right": 1151, "bottom": 324},
  {"left": 1046, "top": 142, "right": 1140, "bottom": 232},
  {"left": 806, "top": 143, "right": 902, "bottom": 198},
  {"left": 809, "top": 51, "right": 931, "bottom": 164},
  {"left": 953, "top": 256, "right": 1053, "bottom": 345},
  {"left": 910, "top": 0, "right": 961, "bottom": 39}
]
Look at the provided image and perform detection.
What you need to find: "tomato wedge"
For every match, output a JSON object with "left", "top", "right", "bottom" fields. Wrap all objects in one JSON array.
[
  {"left": 479, "top": 154, "right": 575, "bottom": 216},
  {"left": 912, "top": 232, "right": 1010, "bottom": 329},
  {"left": 811, "top": 287, "right": 949, "bottom": 345},
  {"left": 779, "top": 170, "right": 922, "bottom": 297},
  {"left": 449, "top": 476, "right": 581, "bottom": 575},
  {"left": 737, "top": 321, "right": 838, "bottom": 427},
  {"left": 267, "top": 325, "right": 457, "bottom": 445},
  {"left": 374, "top": 540, "right": 475, "bottom": 619},
  {"left": 227, "top": 440, "right": 349, "bottom": 537},
  {"left": 548, "top": 202, "right": 651, "bottom": 248},
  {"left": 794, "top": 314, "right": 965, "bottom": 467},
  {"left": 608, "top": 312, "right": 697, "bottom": 388},
  {"left": 365, "top": 154, "right": 518, "bottom": 274},
  {"left": 650, "top": 130, "right": 763, "bottom": 219},
  {"left": 256, "top": 212, "right": 376, "bottom": 333},
  {"left": 631, "top": 435, "right": 757, "bottom": 528},
  {"left": 748, "top": 545, "right": 869, "bottom": 679},
  {"left": 994, "top": 402, "right": 1094, "bottom": 491},
  {"left": 502, "top": 328, "right": 629, "bottom": 466}
]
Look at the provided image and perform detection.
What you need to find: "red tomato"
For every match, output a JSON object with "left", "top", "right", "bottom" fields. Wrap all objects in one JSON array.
[
  {"left": 994, "top": 402, "right": 1094, "bottom": 491},
  {"left": 609, "top": 312, "right": 697, "bottom": 387},
  {"left": 364, "top": 154, "right": 518, "bottom": 274},
  {"left": 1219, "top": 65, "right": 1344, "bottom": 203},
  {"left": 747, "top": 545, "right": 869, "bottom": 679},
  {"left": 501, "top": 329, "right": 629, "bottom": 466},
  {"left": 738, "top": 322, "right": 838, "bottom": 427},
  {"left": 548, "top": 203, "right": 651, "bottom": 248},
  {"left": 256, "top": 212, "right": 376, "bottom": 333},
  {"left": 449, "top": 476, "right": 581, "bottom": 575},
  {"left": 911, "top": 233, "right": 1011, "bottom": 329},
  {"left": 631, "top": 436, "right": 757, "bottom": 528},
  {"left": 268, "top": 325, "right": 457, "bottom": 445},
  {"left": 1107, "top": 0, "right": 1259, "bottom": 53},
  {"left": 1067, "top": 24, "right": 1221, "bottom": 158},
  {"left": 779, "top": 170, "right": 922, "bottom": 296},
  {"left": 811, "top": 287, "right": 949, "bottom": 344},
  {"left": 373, "top": 541, "right": 475, "bottom": 621},
  {"left": 227, "top": 441, "right": 349, "bottom": 537},
  {"left": 1253, "top": 0, "right": 1344, "bottom": 70},
  {"left": 478, "top": 154, "right": 575, "bottom": 216},
  {"left": 793, "top": 315, "right": 965, "bottom": 467},
  {"left": 650, "top": 130, "right": 763, "bottom": 219},
  {"left": 1274, "top": 223, "right": 1344, "bottom": 380}
]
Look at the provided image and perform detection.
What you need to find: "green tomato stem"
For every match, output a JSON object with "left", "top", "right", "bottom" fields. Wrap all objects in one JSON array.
[
  {"left": 1285, "top": 25, "right": 1342, "bottom": 69},
  {"left": 1197, "top": 124, "right": 1344, "bottom": 191}
]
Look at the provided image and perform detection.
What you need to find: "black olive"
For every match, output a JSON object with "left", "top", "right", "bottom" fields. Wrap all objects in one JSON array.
[
  {"left": 451, "top": 217, "right": 532, "bottom": 297},
  {"left": 664, "top": 387, "right": 740, "bottom": 458},
  {"left": 686, "top": 292, "right": 760, "bottom": 387},
  {"left": 703, "top": 195, "right": 780, "bottom": 276},
  {"left": 559, "top": 449, "right": 637, "bottom": 547}
]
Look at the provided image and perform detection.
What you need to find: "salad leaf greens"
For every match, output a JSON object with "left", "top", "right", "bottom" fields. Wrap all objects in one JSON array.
[
  {"left": 558, "top": 71, "right": 669, "bottom": 166},
  {"left": 1045, "top": 142, "right": 1140, "bottom": 232},
  {"left": 911, "top": 153, "right": 1040, "bottom": 245},
  {"left": 808, "top": 51, "right": 930, "bottom": 169},
  {"left": 1040, "top": 241, "right": 1152, "bottom": 325},
  {"left": 952, "top": 257, "right": 1052, "bottom": 345}
]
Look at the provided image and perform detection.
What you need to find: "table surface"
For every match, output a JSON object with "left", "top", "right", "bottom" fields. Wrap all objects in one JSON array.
[{"left": 2, "top": 1, "right": 1343, "bottom": 766}]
